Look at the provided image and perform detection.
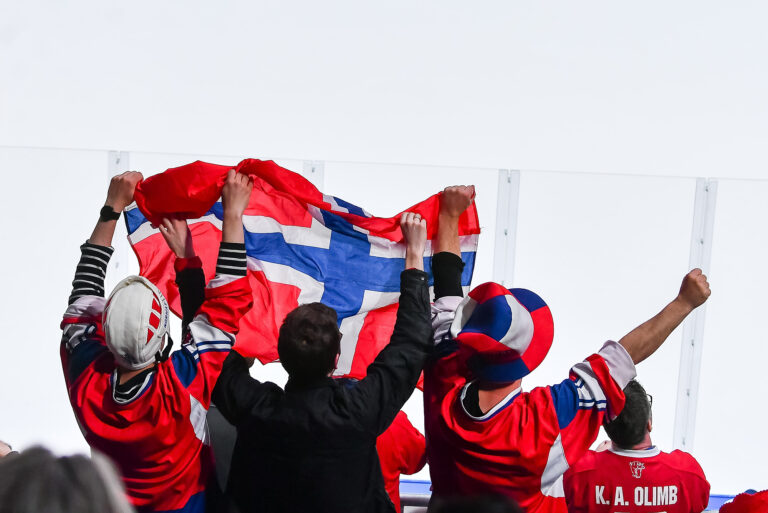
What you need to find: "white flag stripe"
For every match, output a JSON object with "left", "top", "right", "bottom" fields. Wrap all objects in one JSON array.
[
  {"left": 322, "top": 194, "right": 349, "bottom": 214},
  {"left": 335, "top": 313, "right": 368, "bottom": 376},
  {"left": 247, "top": 257, "right": 324, "bottom": 305},
  {"left": 368, "top": 234, "right": 479, "bottom": 259},
  {"left": 242, "top": 215, "right": 332, "bottom": 249},
  {"left": 128, "top": 213, "right": 221, "bottom": 245},
  {"left": 360, "top": 290, "right": 401, "bottom": 312}
]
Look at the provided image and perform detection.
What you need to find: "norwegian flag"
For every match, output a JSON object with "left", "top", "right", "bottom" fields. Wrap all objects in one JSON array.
[{"left": 125, "top": 159, "right": 480, "bottom": 380}]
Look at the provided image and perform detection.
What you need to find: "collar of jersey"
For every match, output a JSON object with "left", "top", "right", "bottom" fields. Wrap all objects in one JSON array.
[
  {"left": 110, "top": 368, "right": 156, "bottom": 405},
  {"left": 459, "top": 381, "right": 522, "bottom": 422},
  {"left": 608, "top": 445, "right": 661, "bottom": 458}
]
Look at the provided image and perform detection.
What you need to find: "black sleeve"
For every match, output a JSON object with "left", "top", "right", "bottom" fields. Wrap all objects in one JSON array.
[
  {"left": 432, "top": 252, "right": 465, "bottom": 299},
  {"left": 176, "top": 264, "right": 206, "bottom": 333},
  {"left": 212, "top": 351, "right": 272, "bottom": 426},
  {"left": 176, "top": 242, "right": 248, "bottom": 334},
  {"left": 346, "top": 269, "right": 432, "bottom": 435},
  {"left": 68, "top": 242, "right": 114, "bottom": 304}
]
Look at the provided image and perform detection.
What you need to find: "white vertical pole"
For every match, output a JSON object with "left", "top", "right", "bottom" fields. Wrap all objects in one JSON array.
[
  {"left": 105, "top": 151, "right": 132, "bottom": 292},
  {"left": 673, "top": 178, "right": 718, "bottom": 451},
  {"left": 303, "top": 160, "right": 325, "bottom": 190},
  {"left": 492, "top": 169, "right": 521, "bottom": 287}
]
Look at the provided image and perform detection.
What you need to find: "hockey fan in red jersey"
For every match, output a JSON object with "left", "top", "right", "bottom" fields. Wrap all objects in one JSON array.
[
  {"left": 377, "top": 410, "right": 427, "bottom": 512},
  {"left": 60, "top": 170, "right": 254, "bottom": 513},
  {"left": 423, "top": 185, "right": 712, "bottom": 513},
  {"left": 563, "top": 380, "right": 710, "bottom": 513}
]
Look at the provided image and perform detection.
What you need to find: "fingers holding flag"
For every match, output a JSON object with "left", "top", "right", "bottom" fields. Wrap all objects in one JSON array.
[
  {"left": 401, "top": 212, "right": 427, "bottom": 271},
  {"left": 106, "top": 171, "right": 144, "bottom": 212},
  {"left": 159, "top": 217, "right": 195, "bottom": 259},
  {"left": 222, "top": 169, "right": 255, "bottom": 218}
]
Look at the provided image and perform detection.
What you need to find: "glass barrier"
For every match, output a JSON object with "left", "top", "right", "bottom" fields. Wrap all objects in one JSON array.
[
  {"left": 514, "top": 170, "right": 697, "bottom": 454},
  {"left": 696, "top": 179, "right": 768, "bottom": 493}
]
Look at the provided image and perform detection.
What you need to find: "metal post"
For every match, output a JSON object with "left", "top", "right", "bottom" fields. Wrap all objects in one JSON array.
[
  {"left": 673, "top": 178, "right": 718, "bottom": 451},
  {"left": 303, "top": 160, "right": 325, "bottom": 190},
  {"left": 492, "top": 169, "right": 521, "bottom": 287},
  {"left": 105, "top": 151, "right": 131, "bottom": 292}
]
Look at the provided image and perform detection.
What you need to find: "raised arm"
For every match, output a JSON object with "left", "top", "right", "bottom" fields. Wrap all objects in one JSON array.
[
  {"left": 87, "top": 171, "right": 143, "bottom": 247},
  {"left": 429, "top": 185, "right": 475, "bottom": 349},
  {"left": 434, "top": 185, "right": 474, "bottom": 257},
  {"left": 62, "top": 171, "right": 142, "bottom": 385},
  {"left": 169, "top": 170, "right": 254, "bottom": 406},
  {"left": 159, "top": 218, "right": 205, "bottom": 332},
  {"left": 619, "top": 268, "right": 711, "bottom": 365},
  {"left": 347, "top": 212, "right": 431, "bottom": 434},
  {"left": 433, "top": 185, "right": 474, "bottom": 299},
  {"left": 403, "top": 212, "right": 427, "bottom": 270},
  {"left": 67, "top": 171, "right": 142, "bottom": 305}
]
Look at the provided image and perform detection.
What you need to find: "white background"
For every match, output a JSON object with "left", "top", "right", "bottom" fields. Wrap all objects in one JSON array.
[{"left": 2, "top": 0, "right": 768, "bottom": 495}]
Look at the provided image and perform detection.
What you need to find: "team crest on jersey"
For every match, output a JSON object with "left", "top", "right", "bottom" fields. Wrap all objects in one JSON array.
[{"left": 629, "top": 461, "right": 645, "bottom": 479}]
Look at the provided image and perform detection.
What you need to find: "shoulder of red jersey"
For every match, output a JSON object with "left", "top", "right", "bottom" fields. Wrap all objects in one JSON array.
[
  {"left": 661, "top": 449, "right": 707, "bottom": 477},
  {"left": 565, "top": 449, "right": 605, "bottom": 475}
]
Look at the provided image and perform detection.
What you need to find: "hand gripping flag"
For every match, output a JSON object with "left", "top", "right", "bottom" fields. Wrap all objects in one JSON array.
[{"left": 125, "top": 159, "right": 480, "bottom": 380}]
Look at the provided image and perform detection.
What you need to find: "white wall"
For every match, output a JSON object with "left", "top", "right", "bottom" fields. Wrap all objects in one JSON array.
[
  {"left": 3, "top": 1, "right": 768, "bottom": 178},
  {"left": 2, "top": 0, "right": 768, "bottom": 495}
]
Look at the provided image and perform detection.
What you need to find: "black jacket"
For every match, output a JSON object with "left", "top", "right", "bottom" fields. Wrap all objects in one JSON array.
[{"left": 210, "top": 269, "right": 432, "bottom": 513}]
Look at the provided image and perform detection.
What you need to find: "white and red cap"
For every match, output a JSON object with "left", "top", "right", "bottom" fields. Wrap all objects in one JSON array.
[
  {"left": 451, "top": 282, "right": 554, "bottom": 383},
  {"left": 103, "top": 275, "right": 169, "bottom": 370}
]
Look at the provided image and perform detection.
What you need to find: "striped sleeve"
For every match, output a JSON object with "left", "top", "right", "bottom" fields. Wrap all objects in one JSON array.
[
  {"left": 215, "top": 242, "right": 247, "bottom": 277},
  {"left": 68, "top": 242, "right": 114, "bottom": 305},
  {"left": 538, "top": 341, "right": 637, "bottom": 494}
]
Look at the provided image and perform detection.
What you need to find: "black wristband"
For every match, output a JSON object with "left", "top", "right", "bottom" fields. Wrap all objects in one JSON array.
[{"left": 99, "top": 205, "right": 121, "bottom": 222}]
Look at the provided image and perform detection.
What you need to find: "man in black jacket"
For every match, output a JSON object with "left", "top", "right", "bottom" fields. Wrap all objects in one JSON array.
[{"left": 206, "top": 211, "right": 431, "bottom": 513}]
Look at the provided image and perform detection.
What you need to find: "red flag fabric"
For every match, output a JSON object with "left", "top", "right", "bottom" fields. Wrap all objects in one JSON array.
[{"left": 127, "top": 159, "right": 480, "bottom": 381}]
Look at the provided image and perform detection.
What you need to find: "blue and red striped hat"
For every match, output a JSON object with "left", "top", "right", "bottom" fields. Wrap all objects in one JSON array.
[{"left": 450, "top": 282, "right": 554, "bottom": 383}]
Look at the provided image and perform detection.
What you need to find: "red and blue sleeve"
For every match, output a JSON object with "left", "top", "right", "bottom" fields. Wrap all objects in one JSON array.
[
  {"left": 169, "top": 243, "right": 253, "bottom": 407},
  {"left": 548, "top": 340, "right": 636, "bottom": 466}
]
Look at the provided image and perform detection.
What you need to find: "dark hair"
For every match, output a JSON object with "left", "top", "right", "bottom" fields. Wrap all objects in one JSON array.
[
  {"left": 278, "top": 303, "right": 341, "bottom": 383},
  {"left": 0, "top": 446, "right": 133, "bottom": 513},
  {"left": 429, "top": 495, "right": 523, "bottom": 513},
  {"left": 604, "top": 379, "right": 652, "bottom": 449}
]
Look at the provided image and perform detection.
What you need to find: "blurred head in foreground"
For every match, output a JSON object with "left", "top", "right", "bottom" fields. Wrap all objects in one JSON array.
[{"left": 0, "top": 446, "right": 134, "bottom": 513}]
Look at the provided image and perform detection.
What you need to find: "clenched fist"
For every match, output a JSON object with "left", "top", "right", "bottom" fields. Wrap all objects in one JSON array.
[
  {"left": 105, "top": 171, "right": 143, "bottom": 212},
  {"left": 222, "top": 169, "right": 254, "bottom": 217},
  {"left": 677, "top": 268, "right": 711, "bottom": 310},
  {"left": 440, "top": 185, "right": 475, "bottom": 218}
]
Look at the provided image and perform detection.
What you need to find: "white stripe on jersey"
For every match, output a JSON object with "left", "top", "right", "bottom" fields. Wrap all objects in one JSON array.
[{"left": 540, "top": 434, "right": 568, "bottom": 497}]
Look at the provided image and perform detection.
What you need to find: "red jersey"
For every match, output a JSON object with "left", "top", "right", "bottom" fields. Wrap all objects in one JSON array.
[
  {"left": 60, "top": 272, "right": 252, "bottom": 513},
  {"left": 376, "top": 411, "right": 427, "bottom": 511},
  {"left": 563, "top": 447, "right": 710, "bottom": 513},
  {"left": 425, "top": 297, "right": 636, "bottom": 513}
]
